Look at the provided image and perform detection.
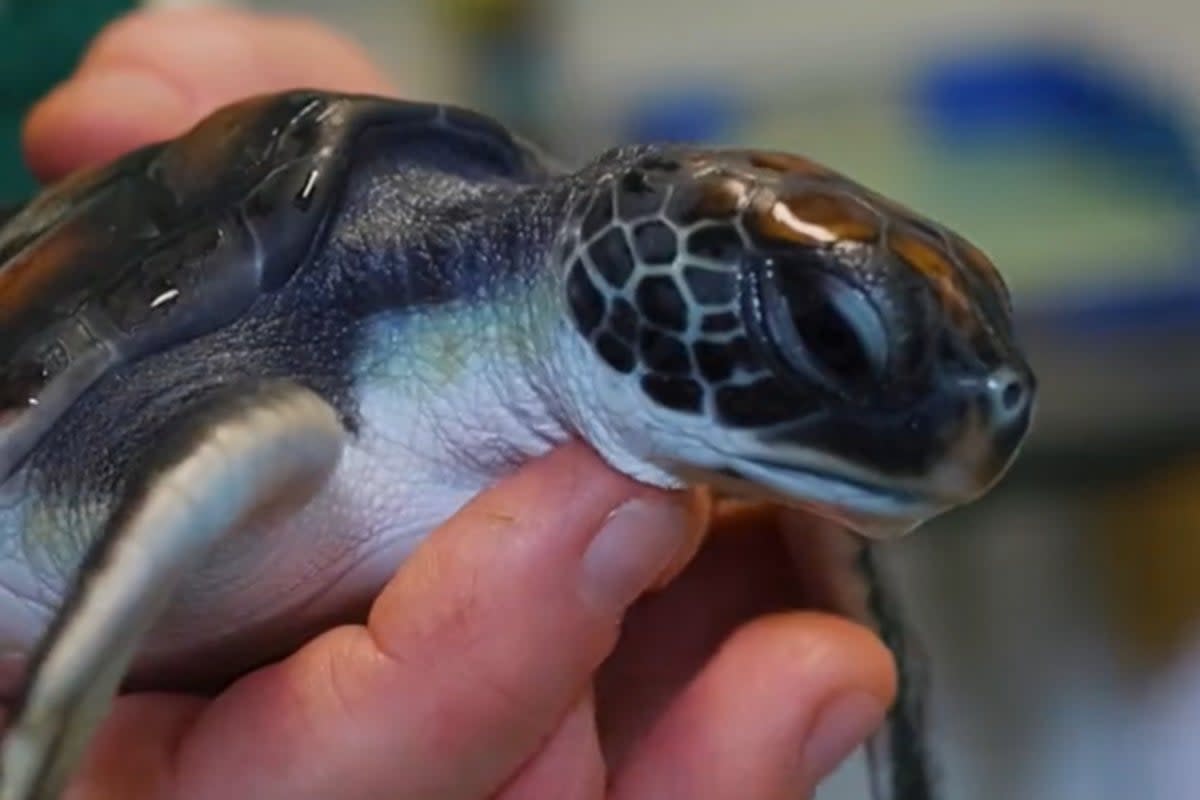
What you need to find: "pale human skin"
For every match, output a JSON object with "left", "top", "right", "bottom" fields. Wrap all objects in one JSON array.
[{"left": 17, "top": 8, "right": 897, "bottom": 799}]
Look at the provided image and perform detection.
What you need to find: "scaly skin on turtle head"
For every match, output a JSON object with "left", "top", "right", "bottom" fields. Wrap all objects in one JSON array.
[{"left": 555, "top": 146, "right": 1034, "bottom": 538}]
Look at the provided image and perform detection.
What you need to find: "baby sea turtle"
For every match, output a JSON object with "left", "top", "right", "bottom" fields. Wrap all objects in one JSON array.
[{"left": 0, "top": 91, "right": 1034, "bottom": 799}]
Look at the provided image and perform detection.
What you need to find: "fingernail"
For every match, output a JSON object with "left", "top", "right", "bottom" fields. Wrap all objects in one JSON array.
[
  {"left": 580, "top": 496, "right": 693, "bottom": 616},
  {"left": 802, "top": 692, "right": 888, "bottom": 781}
]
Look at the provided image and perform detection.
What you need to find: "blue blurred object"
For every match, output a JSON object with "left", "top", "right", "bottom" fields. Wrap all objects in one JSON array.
[
  {"left": 623, "top": 86, "right": 742, "bottom": 144},
  {"left": 914, "top": 44, "right": 1200, "bottom": 199},
  {"left": 1025, "top": 273, "right": 1200, "bottom": 334}
]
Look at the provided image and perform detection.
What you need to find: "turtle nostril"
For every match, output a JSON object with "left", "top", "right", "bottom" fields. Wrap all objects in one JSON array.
[
  {"left": 1001, "top": 379, "right": 1024, "bottom": 412},
  {"left": 985, "top": 367, "right": 1032, "bottom": 425},
  {"left": 980, "top": 366, "right": 1035, "bottom": 467}
]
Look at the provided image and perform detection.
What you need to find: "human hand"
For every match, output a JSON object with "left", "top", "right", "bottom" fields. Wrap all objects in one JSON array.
[
  {"left": 21, "top": 8, "right": 897, "bottom": 799},
  {"left": 24, "top": 6, "right": 394, "bottom": 181}
]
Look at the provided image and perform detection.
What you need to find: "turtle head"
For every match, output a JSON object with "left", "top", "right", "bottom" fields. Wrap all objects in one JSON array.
[{"left": 559, "top": 146, "right": 1035, "bottom": 538}]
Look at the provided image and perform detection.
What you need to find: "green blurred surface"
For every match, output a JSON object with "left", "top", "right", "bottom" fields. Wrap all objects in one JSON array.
[{"left": 0, "top": 0, "right": 137, "bottom": 202}]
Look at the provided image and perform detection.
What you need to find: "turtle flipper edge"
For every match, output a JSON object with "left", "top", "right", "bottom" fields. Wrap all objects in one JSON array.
[
  {"left": 860, "top": 545, "right": 937, "bottom": 800},
  {"left": 0, "top": 380, "right": 345, "bottom": 800}
]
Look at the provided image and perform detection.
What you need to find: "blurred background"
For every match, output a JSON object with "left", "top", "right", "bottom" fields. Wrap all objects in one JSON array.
[{"left": 8, "top": 0, "right": 1200, "bottom": 797}]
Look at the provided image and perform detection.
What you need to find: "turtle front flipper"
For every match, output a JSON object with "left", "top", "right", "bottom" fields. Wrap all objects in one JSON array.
[
  {"left": 0, "top": 380, "right": 345, "bottom": 800},
  {"left": 0, "top": 201, "right": 28, "bottom": 229},
  {"left": 859, "top": 545, "right": 936, "bottom": 800}
]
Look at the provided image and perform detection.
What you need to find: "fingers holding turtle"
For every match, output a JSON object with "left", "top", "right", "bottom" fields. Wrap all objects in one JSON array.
[{"left": 23, "top": 5, "right": 397, "bottom": 182}]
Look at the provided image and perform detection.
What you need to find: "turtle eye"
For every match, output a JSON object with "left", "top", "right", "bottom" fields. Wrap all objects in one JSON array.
[{"left": 758, "top": 255, "right": 888, "bottom": 394}]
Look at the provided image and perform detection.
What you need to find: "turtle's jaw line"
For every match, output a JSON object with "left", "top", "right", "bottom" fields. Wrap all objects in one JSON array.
[
  {"left": 736, "top": 458, "right": 942, "bottom": 539},
  {"left": 673, "top": 456, "right": 953, "bottom": 540}
]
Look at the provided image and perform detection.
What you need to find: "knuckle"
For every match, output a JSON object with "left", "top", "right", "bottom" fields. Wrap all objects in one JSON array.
[
  {"left": 267, "top": 13, "right": 359, "bottom": 51},
  {"left": 82, "top": 6, "right": 251, "bottom": 72},
  {"left": 85, "top": 11, "right": 155, "bottom": 63},
  {"left": 264, "top": 14, "right": 385, "bottom": 81},
  {"left": 372, "top": 547, "right": 535, "bottom": 723},
  {"left": 392, "top": 543, "right": 491, "bottom": 656},
  {"left": 267, "top": 13, "right": 339, "bottom": 39}
]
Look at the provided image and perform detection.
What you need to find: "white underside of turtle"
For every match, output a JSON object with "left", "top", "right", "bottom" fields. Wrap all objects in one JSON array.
[{"left": 0, "top": 304, "right": 561, "bottom": 692}]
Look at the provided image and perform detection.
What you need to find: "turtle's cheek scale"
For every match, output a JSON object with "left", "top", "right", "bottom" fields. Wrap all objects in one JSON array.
[{"left": 563, "top": 172, "right": 770, "bottom": 422}]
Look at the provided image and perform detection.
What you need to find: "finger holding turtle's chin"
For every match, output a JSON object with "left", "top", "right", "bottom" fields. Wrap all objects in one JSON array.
[
  {"left": 21, "top": 5, "right": 396, "bottom": 184},
  {"left": 714, "top": 499, "right": 875, "bottom": 617},
  {"left": 598, "top": 499, "right": 879, "bottom": 733}
]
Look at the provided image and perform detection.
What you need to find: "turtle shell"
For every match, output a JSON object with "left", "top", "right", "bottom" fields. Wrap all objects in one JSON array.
[{"left": 0, "top": 90, "right": 549, "bottom": 483}]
